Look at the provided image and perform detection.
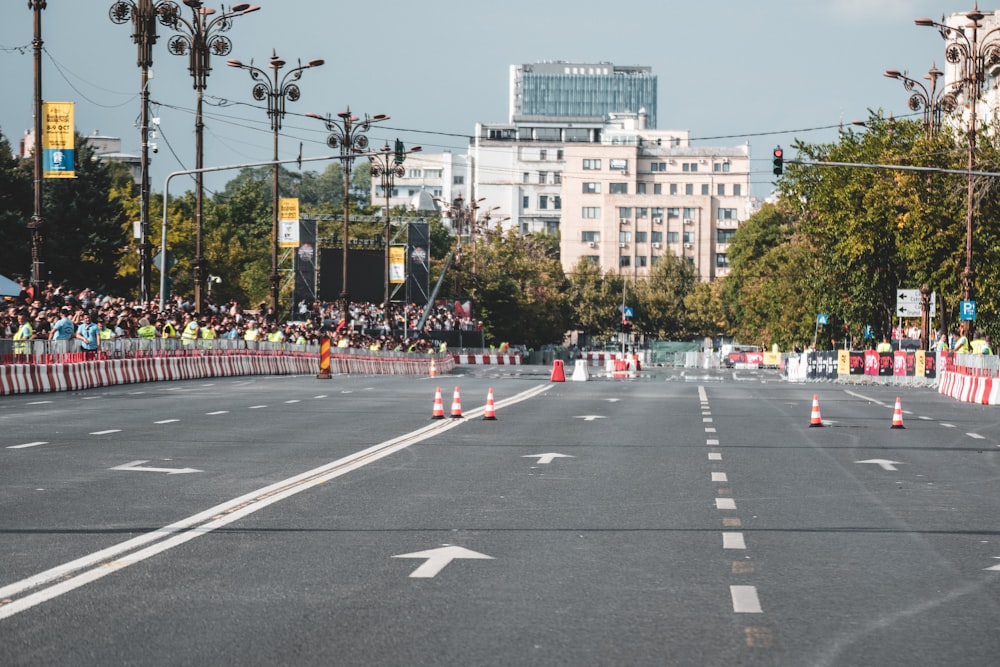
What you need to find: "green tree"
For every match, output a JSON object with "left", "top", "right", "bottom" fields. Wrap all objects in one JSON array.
[
  {"left": 565, "top": 258, "right": 622, "bottom": 339},
  {"left": 0, "top": 131, "right": 33, "bottom": 278},
  {"left": 632, "top": 251, "right": 697, "bottom": 339}
]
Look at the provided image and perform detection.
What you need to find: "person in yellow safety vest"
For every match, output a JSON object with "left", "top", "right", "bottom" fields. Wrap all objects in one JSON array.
[
  {"left": 13, "top": 312, "right": 33, "bottom": 354},
  {"left": 200, "top": 320, "right": 216, "bottom": 340},
  {"left": 934, "top": 332, "right": 949, "bottom": 353},
  {"left": 439, "top": 340, "right": 447, "bottom": 354},
  {"left": 876, "top": 337, "right": 892, "bottom": 353},
  {"left": 984, "top": 335, "right": 994, "bottom": 355},
  {"left": 266, "top": 325, "right": 283, "bottom": 343},
  {"left": 180, "top": 315, "right": 199, "bottom": 345},
  {"left": 99, "top": 318, "right": 116, "bottom": 340},
  {"left": 161, "top": 316, "right": 178, "bottom": 340},
  {"left": 498, "top": 341, "right": 509, "bottom": 353},
  {"left": 953, "top": 329, "right": 969, "bottom": 353},
  {"left": 243, "top": 320, "right": 260, "bottom": 342},
  {"left": 970, "top": 331, "right": 988, "bottom": 354},
  {"left": 137, "top": 318, "right": 158, "bottom": 339}
]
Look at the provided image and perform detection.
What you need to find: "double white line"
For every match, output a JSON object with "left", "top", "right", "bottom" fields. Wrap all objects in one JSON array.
[{"left": 0, "top": 383, "right": 551, "bottom": 620}]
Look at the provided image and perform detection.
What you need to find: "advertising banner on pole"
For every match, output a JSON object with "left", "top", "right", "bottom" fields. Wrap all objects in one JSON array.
[
  {"left": 42, "top": 101, "right": 75, "bottom": 179},
  {"left": 278, "top": 198, "right": 300, "bottom": 248},
  {"left": 389, "top": 246, "right": 406, "bottom": 284}
]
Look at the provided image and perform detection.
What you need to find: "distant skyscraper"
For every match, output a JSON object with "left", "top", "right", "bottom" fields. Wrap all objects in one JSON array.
[{"left": 509, "top": 61, "right": 657, "bottom": 126}]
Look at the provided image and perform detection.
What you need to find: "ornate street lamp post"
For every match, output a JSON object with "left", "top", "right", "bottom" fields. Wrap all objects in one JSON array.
[
  {"left": 916, "top": 7, "right": 1000, "bottom": 334},
  {"left": 369, "top": 140, "right": 421, "bottom": 319},
  {"left": 306, "top": 108, "right": 389, "bottom": 328},
  {"left": 228, "top": 51, "right": 323, "bottom": 316},
  {"left": 109, "top": 0, "right": 179, "bottom": 305},
  {"left": 883, "top": 64, "right": 958, "bottom": 138},
  {"left": 162, "top": 0, "right": 258, "bottom": 312}
]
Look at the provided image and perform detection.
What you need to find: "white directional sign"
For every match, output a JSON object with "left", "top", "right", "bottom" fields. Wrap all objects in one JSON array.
[
  {"left": 896, "top": 289, "right": 921, "bottom": 317},
  {"left": 522, "top": 453, "right": 575, "bottom": 465},
  {"left": 111, "top": 460, "right": 202, "bottom": 474},
  {"left": 393, "top": 545, "right": 493, "bottom": 578},
  {"left": 856, "top": 459, "right": 904, "bottom": 472}
]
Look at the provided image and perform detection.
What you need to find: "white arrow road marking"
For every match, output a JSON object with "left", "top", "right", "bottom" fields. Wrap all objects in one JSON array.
[
  {"left": 575, "top": 415, "right": 605, "bottom": 421},
  {"left": 857, "top": 459, "right": 904, "bottom": 471},
  {"left": 393, "top": 545, "right": 493, "bottom": 578},
  {"left": 523, "top": 453, "right": 575, "bottom": 465},
  {"left": 111, "top": 460, "right": 202, "bottom": 475}
]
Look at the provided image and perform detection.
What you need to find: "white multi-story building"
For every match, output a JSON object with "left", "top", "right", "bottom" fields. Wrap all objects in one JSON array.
[
  {"left": 369, "top": 151, "right": 468, "bottom": 214},
  {"left": 560, "top": 113, "right": 752, "bottom": 283}
]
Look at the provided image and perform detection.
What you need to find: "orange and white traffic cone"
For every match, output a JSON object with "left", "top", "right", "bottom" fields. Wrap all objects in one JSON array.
[
  {"left": 430, "top": 386, "right": 445, "bottom": 420},
  {"left": 429, "top": 358, "right": 437, "bottom": 377},
  {"left": 483, "top": 387, "right": 498, "bottom": 420},
  {"left": 450, "top": 386, "right": 464, "bottom": 418},
  {"left": 890, "top": 396, "right": 905, "bottom": 429},
  {"left": 809, "top": 394, "right": 823, "bottom": 427}
]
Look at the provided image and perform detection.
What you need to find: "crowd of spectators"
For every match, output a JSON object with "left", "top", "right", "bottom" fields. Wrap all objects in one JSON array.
[{"left": 3, "top": 275, "right": 483, "bottom": 354}]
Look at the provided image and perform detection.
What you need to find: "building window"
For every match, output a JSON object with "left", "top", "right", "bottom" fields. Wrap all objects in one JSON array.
[
  {"left": 733, "top": 184, "right": 741, "bottom": 196},
  {"left": 636, "top": 255, "right": 648, "bottom": 268},
  {"left": 585, "top": 255, "right": 599, "bottom": 265},
  {"left": 682, "top": 162, "right": 698, "bottom": 173},
  {"left": 407, "top": 169, "right": 423, "bottom": 178},
  {"left": 719, "top": 208, "right": 737, "bottom": 219},
  {"left": 523, "top": 196, "right": 529, "bottom": 209},
  {"left": 620, "top": 256, "right": 631, "bottom": 268},
  {"left": 683, "top": 231, "right": 695, "bottom": 244},
  {"left": 635, "top": 231, "right": 647, "bottom": 243},
  {"left": 651, "top": 230, "right": 663, "bottom": 243},
  {"left": 453, "top": 176, "right": 464, "bottom": 185},
  {"left": 716, "top": 254, "right": 730, "bottom": 268},
  {"left": 553, "top": 173, "right": 562, "bottom": 184},
  {"left": 637, "top": 182, "right": 647, "bottom": 195},
  {"left": 718, "top": 184, "right": 726, "bottom": 196},
  {"left": 670, "top": 183, "right": 678, "bottom": 195},
  {"left": 667, "top": 207, "right": 679, "bottom": 218},
  {"left": 538, "top": 172, "right": 548, "bottom": 184},
  {"left": 583, "top": 159, "right": 601, "bottom": 170},
  {"left": 523, "top": 172, "right": 530, "bottom": 183},
  {"left": 557, "top": 149, "right": 564, "bottom": 160},
  {"left": 539, "top": 195, "right": 548, "bottom": 210},
  {"left": 667, "top": 231, "right": 679, "bottom": 243},
  {"left": 717, "top": 229, "right": 736, "bottom": 243},
  {"left": 582, "top": 231, "right": 600, "bottom": 243},
  {"left": 554, "top": 195, "right": 561, "bottom": 210},
  {"left": 650, "top": 161, "right": 667, "bottom": 172},
  {"left": 619, "top": 231, "right": 632, "bottom": 244},
  {"left": 652, "top": 207, "right": 664, "bottom": 218},
  {"left": 610, "top": 183, "right": 628, "bottom": 194},
  {"left": 582, "top": 207, "right": 601, "bottom": 219},
  {"left": 583, "top": 182, "right": 601, "bottom": 194},
  {"left": 685, "top": 184, "right": 693, "bottom": 195},
  {"left": 683, "top": 207, "right": 697, "bottom": 219},
  {"left": 540, "top": 149, "right": 547, "bottom": 161},
  {"left": 636, "top": 207, "right": 648, "bottom": 218},
  {"left": 701, "top": 184, "right": 710, "bottom": 195},
  {"left": 618, "top": 207, "right": 632, "bottom": 218},
  {"left": 653, "top": 183, "right": 662, "bottom": 195}
]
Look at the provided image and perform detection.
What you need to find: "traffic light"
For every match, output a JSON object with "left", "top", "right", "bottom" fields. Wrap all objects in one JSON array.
[
  {"left": 394, "top": 138, "right": 405, "bottom": 165},
  {"left": 772, "top": 147, "right": 784, "bottom": 176}
]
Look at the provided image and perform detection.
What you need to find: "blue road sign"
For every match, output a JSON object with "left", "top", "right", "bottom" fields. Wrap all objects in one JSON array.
[
  {"left": 960, "top": 300, "right": 977, "bottom": 321},
  {"left": 817, "top": 313, "right": 828, "bottom": 325}
]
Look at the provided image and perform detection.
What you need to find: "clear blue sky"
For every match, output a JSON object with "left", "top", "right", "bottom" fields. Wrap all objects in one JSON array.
[{"left": 0, "top": 1, "right": 985, "bottom": 199}]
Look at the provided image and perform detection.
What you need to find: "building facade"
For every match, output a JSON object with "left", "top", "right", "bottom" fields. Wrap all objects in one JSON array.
[
  {"left": 559, "top": 113, "right": 752, "bottom": 283},
  {"left": 370, "top": 151, "right": 468, "bottom": 215}
]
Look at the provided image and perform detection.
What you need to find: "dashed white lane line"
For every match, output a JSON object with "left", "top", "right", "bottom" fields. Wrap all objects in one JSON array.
[
  {"left": 708, "top": 453, "right": 722, "bottom": 461},
  {"left": 248, "top": 405, "right": 267, "bottom": 409},
  {"left": 90, "top": 430, "right": 121, "bottom": 435},
  {"left": 707, "top": 439, "right": 719, "bottom": 445},
  {"left": 155, "top": 419, "right": 179, "bottom": 424},
  {"left": 706, "top": 427, "right": 717, "bottom": 433},
  {"left": 7, "top": 442, "right": 48, "bottom": 449},
  {"left": 27, "top": 401, "right": 53, "bottom": 405},
  {"left": 716, "top": 498, "right": 737, "bottom": 510},
  {"left": 731, "top": 585, "right": 763, "bottom": 613},
  {"left": 206, "top": 411, "right": 229, "bottom": 416},
  {"left": 967, "top": 433, "right": 985, "bottom": 439},
  {"left": 723, "top": 532, "right": 746, "bottom": 550},
  {"left": 712, "top": 472, "right": 729, "bottom": 482},
  {"left": 941, "top": 423, "right": 956, "bottom": 428}
]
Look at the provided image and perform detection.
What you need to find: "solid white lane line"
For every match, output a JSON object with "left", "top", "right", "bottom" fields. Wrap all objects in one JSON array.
[
  {"left": 731, "top": 585, "right": 763, "bottom": 613},
  {"left": 723, "top": 532, "right": 746, "bottom": 550},
  {"left": 712, "top": 472, "right": 728, "bottom": 482},
  {"left": 0, "top": 382, "right": 552, "bottom": 621},
  {"left": 716, "top": 498, "right": 737, "bottom": 510},
  {"left": 7, "top": 442, "right": 48, "bottom": 449}
]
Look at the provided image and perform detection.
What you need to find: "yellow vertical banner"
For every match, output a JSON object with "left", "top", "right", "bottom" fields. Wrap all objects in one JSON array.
[
  {"left": 389, "top": 246, "right": 406, "bottom": 283},
  {"left": 278, "top": 198, "right": 300, "bottom": 247},
  {"left": 43, "top": 101, "right": 75, "bottom": 179}
]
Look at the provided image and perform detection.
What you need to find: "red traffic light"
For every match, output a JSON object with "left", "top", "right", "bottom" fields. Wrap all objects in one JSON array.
[
  {"left": 772, "top": 147, "right": 784, "bottom": 175},
  {"left": 773, "top": 148, "right": 783, "bottom": 158}
]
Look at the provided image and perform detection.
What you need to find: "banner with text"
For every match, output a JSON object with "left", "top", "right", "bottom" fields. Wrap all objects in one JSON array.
[{"left": 43, "top": 101, "right": 75, "bottom": 179}]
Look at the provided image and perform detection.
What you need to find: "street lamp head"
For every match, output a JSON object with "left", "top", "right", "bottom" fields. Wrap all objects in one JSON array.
[
  {"left": 226, "top": 58, "right": 244, "bottom": 68},
  {"left": 884, "top": 69, "right": 902, "bottom": 79},
  {"left": 410, "top": 145, "right": 422, "bottom": 153},
  {"left": 914, "top": 18, "right": 935, "bottom": 27},
  {"left": 372, "top": 114, "right": 390, "bottom": 122},
  {"left": 270, "top": 56, "right": 286, "bottom": 69},
  {"left": 307, "top": 59, "right": 325, "bottom": 67},
  {"left": 232, "top": 3, "right": 251, "bottom": 10}
]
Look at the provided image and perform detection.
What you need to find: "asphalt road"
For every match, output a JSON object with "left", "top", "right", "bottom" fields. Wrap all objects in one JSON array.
[{"left": 1, "top": 365, "right": 999, "bottom": 666}]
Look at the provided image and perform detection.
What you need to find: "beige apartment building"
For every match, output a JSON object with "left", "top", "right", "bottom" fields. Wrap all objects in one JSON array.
[{"left": 560, "top": 112, "right": 752, "bottom": 282}]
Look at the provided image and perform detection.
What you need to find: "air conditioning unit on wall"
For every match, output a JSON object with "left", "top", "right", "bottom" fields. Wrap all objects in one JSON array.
[
  {"left": 652, "top": 242, "right": 661, "bottom": 249},
  {"left": 684, "top": 219, "right": 693, "bottom": 225},
  {"left": 652, "top": 217, "right": 662, "bottom": 224},
  {"left": 588, "top": 241, "right": 596, "bottom": 247},
  {"left": 620, "top": 219, "right": 630, "bottom": 225},
  {"left": 619, "top": 243, "right": 627, "bottom": 248},
  {"left": 684, "top": 242, "right": 693, "bottom": 249}
]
